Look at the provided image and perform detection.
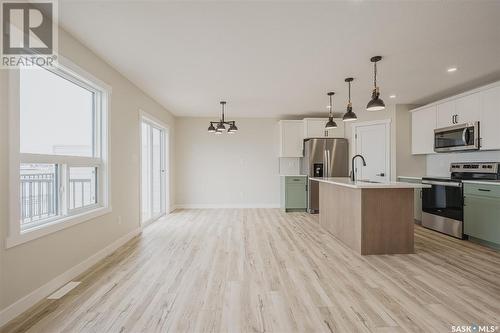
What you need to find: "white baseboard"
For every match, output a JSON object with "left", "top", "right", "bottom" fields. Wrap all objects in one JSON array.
[
  {"left": 174, "top": 203, "right": 280, "bottom": 209},
  {"left": 0, "top": 227, "right": 142, "bottom": 328}
]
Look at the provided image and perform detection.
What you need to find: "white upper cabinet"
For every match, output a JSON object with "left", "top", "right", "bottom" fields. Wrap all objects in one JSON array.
[
  {"left": 412, "top": 106, "right": 437, "bottom": 155},
  {"left": 455, "top": 93, "right": 480, "bottom": 124},
  {"left": 436, "top": 100, "right": 456, "bottom": 128},
  {"left": 303, "top": 118, "right": 345, "bottom": 138},
  {"left": 480, "top": 86, "right": 500, "bottom": 150},
  {"left": 412, "top": 81, "right": 500, "bottom": 155},
  {"left": 437, "top": 93, "right": 480, "bottom": 128},
  {"left": 279, "top": 120, "right": 304, "bottom": 157}
]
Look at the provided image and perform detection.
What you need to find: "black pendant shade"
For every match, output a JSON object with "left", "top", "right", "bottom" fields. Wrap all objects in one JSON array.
[
  {"left": 366, "top": 56, "right": 386, "bottom": 111},
  {"left": 325, "top": 118, "right": 337, "bottom": 130},
  {"left": 228, "top": 123, "right": 238, "bottom": 134},
  {"left": 216, "top": 122, "right": 226, "bottom": 132},
  {"left": 325, "top": 91, "right": 337, "bottom": 130},
  {"left": 208, "top": 101, "right": 238, "bottom": 134},
  {"left": 342, "top": 77, "right": 357, "bottom": 122}
]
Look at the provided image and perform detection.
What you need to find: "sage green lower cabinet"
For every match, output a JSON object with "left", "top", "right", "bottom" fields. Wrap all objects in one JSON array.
[
  {"left": 464, "top": 183, "right": 500, "bottom": 246},
  {"left": 280, "top": 176, "right": 307, "bottom": 212}
]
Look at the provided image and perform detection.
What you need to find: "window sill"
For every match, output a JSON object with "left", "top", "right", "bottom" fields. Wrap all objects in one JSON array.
[{"left": 5, "top": 206, "right": 112, "bottom": 249}]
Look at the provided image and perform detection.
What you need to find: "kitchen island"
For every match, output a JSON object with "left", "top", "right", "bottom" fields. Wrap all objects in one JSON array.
[{"left": 310, "top": 177, "right": 430, "bottom": 255}]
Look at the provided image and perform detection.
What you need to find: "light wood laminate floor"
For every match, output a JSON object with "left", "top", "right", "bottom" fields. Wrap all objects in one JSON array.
[{"left": 3, "top": 209, "right": 500, "bottom": 333}]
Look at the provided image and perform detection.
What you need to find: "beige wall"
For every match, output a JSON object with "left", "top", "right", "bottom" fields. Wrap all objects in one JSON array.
[
  {"left": 175, "top": 118, "right": 280, "bottom": 207},
  {"left": 0, "top": 27, "right": 176, "bottom": 312}
]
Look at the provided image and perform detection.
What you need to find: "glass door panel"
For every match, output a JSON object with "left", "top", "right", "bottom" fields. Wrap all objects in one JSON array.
[
  {"left": 152, "top": 127, "right": 163, "bottom": 217},
  {"left": 141, "top": 120, "right": 165, "bottom": 224}
]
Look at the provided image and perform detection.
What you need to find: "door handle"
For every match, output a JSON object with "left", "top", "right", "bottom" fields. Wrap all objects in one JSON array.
[{"left": 376, "top": 173, "right": 385, "bottom": 177}]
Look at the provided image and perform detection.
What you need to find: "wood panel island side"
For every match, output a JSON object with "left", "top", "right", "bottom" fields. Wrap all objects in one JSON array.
[{"left": 310, "top": 177, "right": 430, "bottom": 255}]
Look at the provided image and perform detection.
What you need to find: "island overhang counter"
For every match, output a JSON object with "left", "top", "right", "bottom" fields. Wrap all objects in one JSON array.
[{"left": 310, "top": 177, "right": 430, "bottom": 255}]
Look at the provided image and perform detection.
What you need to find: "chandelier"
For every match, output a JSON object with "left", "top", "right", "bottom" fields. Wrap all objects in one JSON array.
[{"left": 207, "top": 101, "right": 238, "bottom": 134}]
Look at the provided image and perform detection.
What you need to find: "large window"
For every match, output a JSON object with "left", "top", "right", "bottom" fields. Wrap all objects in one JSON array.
[{"left": 10, "top": 63, "right": 110, "bottom": 242}]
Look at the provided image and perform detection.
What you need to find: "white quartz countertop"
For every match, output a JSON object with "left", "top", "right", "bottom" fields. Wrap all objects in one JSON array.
[
  {"left": 310, "top": 177, "right": 431, "bottom": 189},
  {"left": 397, "top": 176, "right": 423, "bottom": 180}
]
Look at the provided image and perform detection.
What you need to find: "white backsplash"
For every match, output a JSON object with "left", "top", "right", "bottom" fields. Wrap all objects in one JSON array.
[
  {"left": 279, "top": 157, "right": 302, "bottom": 175},
  {"left": 426, "top": 151, "right": 500, "bottom": 177}
]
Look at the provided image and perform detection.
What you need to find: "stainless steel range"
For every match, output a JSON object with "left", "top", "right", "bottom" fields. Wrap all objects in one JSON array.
[{"left": 421, "top": 162, "right": 500, "bottom": 238}]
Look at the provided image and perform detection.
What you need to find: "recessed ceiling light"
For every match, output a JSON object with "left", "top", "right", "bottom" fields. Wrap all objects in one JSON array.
[
  {"left": 389, "top": 95, "right": 396, "bottom": 99},
  {"left": 447, "top": 67, "right": 458, "bottom": 73}
]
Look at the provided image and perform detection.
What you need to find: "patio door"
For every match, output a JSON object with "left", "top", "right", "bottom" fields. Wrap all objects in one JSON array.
[{"left": 141, "top": 118, "right": 166, "bottom": 224}]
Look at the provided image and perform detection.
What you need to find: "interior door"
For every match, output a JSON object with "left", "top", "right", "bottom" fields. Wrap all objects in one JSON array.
[
  {"left": 354, "top": 122, "right": 390, "bottom": 182},
  {"left": 141, "top": 120, "right": 166, "bottom": 224}
]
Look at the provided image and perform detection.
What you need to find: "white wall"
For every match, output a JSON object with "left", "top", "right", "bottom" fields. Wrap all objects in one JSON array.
[
  {"left": 427, "top": 151, "right": 500, "bottom": 177},
  {"left": 0, "top": 26, "right": 176, "bottom": 319},
  {"left": 175, "top": 118, "right": 280, "bottom": 208}
]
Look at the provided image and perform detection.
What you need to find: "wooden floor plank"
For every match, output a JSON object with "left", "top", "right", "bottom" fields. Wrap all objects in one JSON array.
[{"left": 2, "top": 209, "right": 499, "bottom": 333}]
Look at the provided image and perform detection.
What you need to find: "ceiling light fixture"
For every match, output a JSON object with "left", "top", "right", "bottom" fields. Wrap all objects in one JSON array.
[
  {"left": 342, "top": 78, "right": 357, "bottom": 122},
  {"left": 366, "top": 56, "right": 386, "bottom": 111},
  {"left": 447, "top": 67, "right": 457, "bottom": 73},
  {"left": 325, "top": 92, "right": 337, "bottom": 130},
  {"left": 208, "top": 101, "right": 238, "bottom": 134}
]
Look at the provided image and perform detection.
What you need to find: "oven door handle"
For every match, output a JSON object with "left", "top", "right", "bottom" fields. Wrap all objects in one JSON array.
[{"left": 422, "top": 180, "right": 462, "bottom": 187}]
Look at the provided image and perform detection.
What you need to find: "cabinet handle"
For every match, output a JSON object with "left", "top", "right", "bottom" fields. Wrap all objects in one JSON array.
[{"left": 477, "top": 188, "right": 491, "bottom": 192}]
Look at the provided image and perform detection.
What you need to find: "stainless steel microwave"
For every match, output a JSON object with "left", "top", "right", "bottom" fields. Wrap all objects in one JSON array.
[{"left": 434, "top": 122, "right": 480, "bottom": 152}]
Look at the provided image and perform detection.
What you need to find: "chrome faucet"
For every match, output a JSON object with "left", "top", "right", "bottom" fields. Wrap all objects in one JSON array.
[{"left": 351, "top": 155, "right": 367, "bottom": 181}]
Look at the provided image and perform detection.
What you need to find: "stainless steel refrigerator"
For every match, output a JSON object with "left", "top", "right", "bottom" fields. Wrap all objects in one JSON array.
[{"left": 301, "top": 138, "right": 349, "bottom": 213}]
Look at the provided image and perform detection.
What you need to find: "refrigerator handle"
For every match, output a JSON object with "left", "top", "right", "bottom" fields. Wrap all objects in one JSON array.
[
  {"left": 325, "top": 149, "right": 329, "bottom": 177},
  {"left": 323, "top": 150, "right": 328, "bottom": 177},
  {"left": 328, "top": 150, "right": 331, "bottom": 177}
]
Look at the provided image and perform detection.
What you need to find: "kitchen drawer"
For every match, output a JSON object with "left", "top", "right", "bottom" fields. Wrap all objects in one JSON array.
[
  {"left": 464, "top": 195, "right": 500, "bottom": 244},
  {"left": 285, "top": 176, "right": 307, "bottom": 185},
  {"left": 464, "top": 183, "right": 500, "bottom": 198}
]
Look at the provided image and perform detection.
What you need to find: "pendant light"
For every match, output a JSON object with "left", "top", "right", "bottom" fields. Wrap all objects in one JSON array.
[
  {"left": 208, "top": 101, "right": 238, "bottom": 134},
  {"left": 342, "top": 77, "right": 357, "bottom": 122},
  {"left": 325, "top": 92, "right": 337, "bottom": 130},
  {"left": 366, "top": 56, "right": 386, "bottom": 111}
]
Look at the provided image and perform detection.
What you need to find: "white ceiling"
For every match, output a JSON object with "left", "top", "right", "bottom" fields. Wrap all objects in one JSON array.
[{"left": 59, "top": 1, "right": 500, "bottom": 118}]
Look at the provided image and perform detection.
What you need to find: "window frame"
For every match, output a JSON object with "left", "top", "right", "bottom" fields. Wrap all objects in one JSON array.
[{"left": 6, "top": 56, "right": 112, "bottom": 248}]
